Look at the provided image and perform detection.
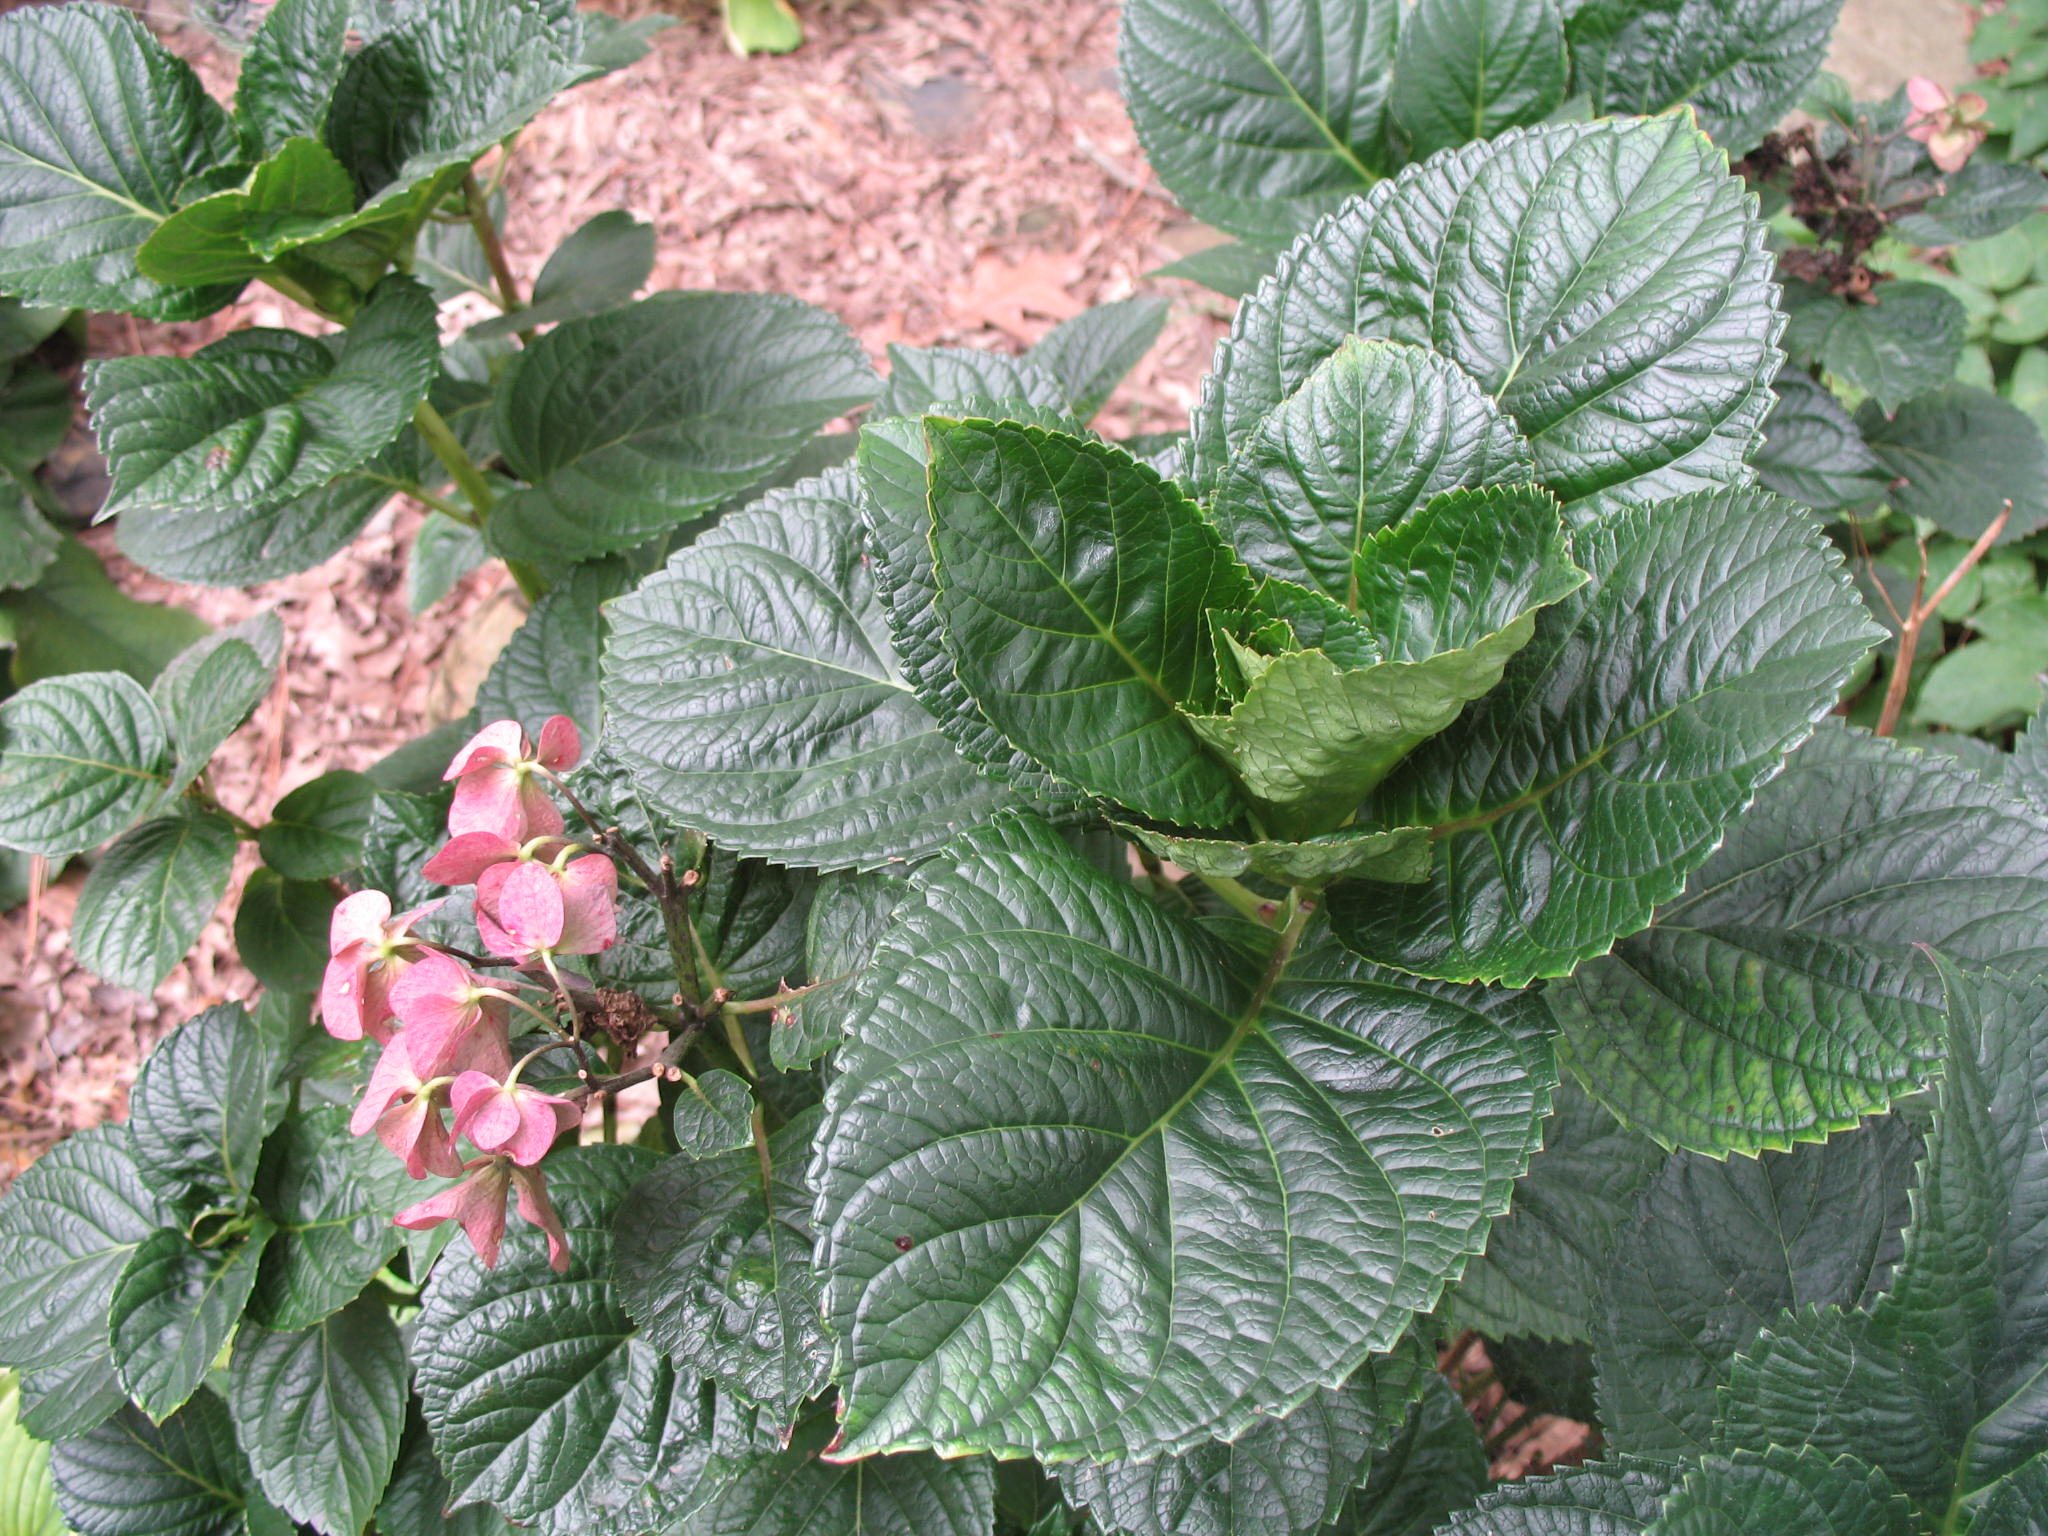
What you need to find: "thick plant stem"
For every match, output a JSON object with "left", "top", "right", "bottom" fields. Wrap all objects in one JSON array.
[
  {"left": 1874, "top": 505, "right": 2009, "bottom": 737},
  {"left": 1200, "top": 872, "right": 1281, "bottom": 925},
  {"left": 412, "top": 400, "right": 496, "bottom": 519}
]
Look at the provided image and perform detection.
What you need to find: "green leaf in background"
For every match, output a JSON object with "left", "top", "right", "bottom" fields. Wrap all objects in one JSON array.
[
  {"left": 235, "top": 867, "right": 339, "bottom": 993},
  {"left": 1027, "top": 296, "right": 1172, "bottom": 420},
  {"left": 408, "top": 514, "right": 486, "bottom": 613},
  {"left": 1592, "top": 1116, "right": 1919, "bottom": 1459},
  {"left": 476, "top": 560, "right": 632, "bottom": 741},
  {"left": 1057, "top": 1355, "right": 1425, "bottom": 1536},
  {"left": 1343, "top": 1372, "right": 1488, "bottom": 1536},
  {"left": 376, "top": 1410, "right": 515, "bottom": 1536},
  {"left": 324, "top": 0, "right": 586, "bottom": 212},
  {"left": 1549, "top": 727, "right": 2048, "bottom": 1154},
  {"left": 1120, "top": 822, "right": 1432, "bottom": 887},
  {"left": 50, "top": 1395, "right": 252, "bottom": 1536},
  {"left": 1916, "top": 610, "right": 2048, "bottom": 733},
  {"left": 1447, "top": 1083, "right": 1665, "bottom": 1343},
  {"left": 1890, "top": 160, "right": 2048, "bottom": 246},
  {"left": 468, "top": 209, "right": 655, "bottom": 341},
  {"left": 1330, "top": 488, "right": 1878, "bottom": 987},
  {"left": 1858, "top": 384, "right": 2048, "bottom": 542},
  {"left": 0, "top": 6, "right": 242, "bottom": 318},
  {"left": 0, "top": 539, "right": 211, "bottom": 687},
  {"left": 0, "top": 493, "right": 60, "bottom": 594},
  {"left": 236, "top": 0, "right": 354, "bottom": 154},
  {"left": 489, "top": 292, "right": 878, "bottom": 561},
  {"left": 1715, "top": 959, "right": 2048, "bottom": 1524},
  {"left": 152, "top": 614, "right": 283, "bottom": 795},
  {"left": 1390, "top": 0, "right": 1569, "bottom": 159},
  {"left": 127, "top": 1003, "right": 285, "bottom": 1204},
  {"left": 1779, "top": 281, "right": 1967, "bottom": 415},
  {"left": 683, "top": 1397, "right": 995, "bottom": 1536},
  {"left": 1753, "top": 368, "right": 1887, "bottom": 510},
  {"left": 873, "top": 344, "right": 1069, "bottom": 420},
  {"left": 576, "top": 10, "right": 680, "bottom": 79},
  {"left": 109, "top": 1223, "right": 274, "bottom": 1421},
  {"left": 225, "top": 1300, "right": 407, "bottom": 1536},
  {"left": 1565, "top": 0, "right": 1843, "bottom": 152},
  {"left": 814, "top": 816, "right": 1553, "bottom": 1461},
  {"left": 1206, "top": 339, "right": 1535, "bottom": 598},
  {"left": 928, "top": 419, "right": 1255, "bottom": 825},
  {"left": 661, "top": 1068, "right": 755, "bottom": 1158},
  {"left": 1150, "top": 241, "right": 1280, "bottom": 299},
  {"left": 0, "top": 1374, "right": 67, "bottom": 1536},
  {"left": 1119, "top": 0, "right": 1399, "bottom": 247},
  {"left": 1192, "top": 116, "right": 1779, "bottom": 509},
  {"left": 413, "top": 1147, "right": 702, "bottom": 1536},
  {"left": 1438, "top": 1455, "right": 1676, "bottom": 1534},
  {"left": 1647, "top": 1447, "right": 1918, "bottom": 1536},
  {"left": 247, "top": 1106, "right": 414, "bottom": 1332},
  {"left": 72, "top": 809, "right": 238, "bottom": 992},
  {"left": 0, "top": 671, "right": 169, "bottom": 858},
  {"left": 613, "top": 1107, "right": 828, "bottom": 1421},
  {"left": 255, "top": 769, "right": 376, "bottom": 879},
  {"left": 777, "top": 867, "right": 908, "bottom": 1070},
  {"left": 88, "top": 275, "right": 439, "bottom": 521},
  {"left": 604, "top": 469, "right": 1019, "bottom": 870}
]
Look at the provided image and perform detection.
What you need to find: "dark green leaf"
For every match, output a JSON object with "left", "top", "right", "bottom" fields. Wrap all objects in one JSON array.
[
  {"left": 1593, "top": 1116, "right": 1920, "bottom": 1458},
  {"left": 109, "top": 1223, "right": 274, "bottom": 1420},
  {"left": 665, "top": 1068, "right": 756, "bottom": 1158},
  {"left": 1345, "top": 1372, "right": 1488, "bottom": 1536},
  {"left": 604, "top": 468, "right": 1019, "bottom": 869},
  {"left": 128, "top": 1003, "right": 286, "bottom": 1204},
  {"left": 1027, "top": 297, "right": 1171, "bottom": 420},
  {"left": 475, "top": 559, "right": 631, "bottom": 741},
  {"left": 1122, "top": 823, "right": 1432, "bottom": 888},
  {"left": 1448, "top": 1083, "right": 1665, "bottom": 1342},
  {"left": 1191, "top": 116, "right": 1779, "bottom": 510},
  {"left": 1437, "top": 1455, "right": 1677, "bottom": 1535},
  {"left": 874, "top": 344, "right": 1069, "bottom": 420},
  {"left": 407, "top": 514, "right": 485, "bottom": 613},
  {"left": 0, "top": 671, "right": 169, "bottom": 858},
  {"left": 1891, "top": 160, "right": 2048, "bottom": 245},
  {"left": 1753, "top": 368, "right": 1887, "bottom": 510},
  {"left": 1150, "top": 242, "right": 1280, "bottom": 299},
  {"left": 1486, "top": 1335, "right": 1598, "bottom": 1425},
  {"left": 375, "top": 1410, "right": 514, "bottom": 1536},
  {"left": 236, "top": 0, "right": 353, "bottom": 155},
  {"left": 1330, "top": 488, "right": 1878, "bottom": 986},
  {"left": 17, "top": 1352, "right": 127, "bottom": 1445},
  {"left": 1548, "top": 726, "right": 2048, "bottom": 1154},
  {"left": 234, "top": 868, "right": 338, "bottom": 994},
  {"left": 1647, "top": 1447, "right": 1918, "bottom": 1536},
  {"left": 0, "top": 538, "right": 211, "bottom": 685},
  {"left": 1858, "top": 384, "right": 2048, "bottom": 542},
  {"left": 489, "top": 292, "right": 878, "bottom": 561},
  {"left": 0, "top": 492, "right": 59, "bottom": 593},
  {"left": 225, "top": 1299, "right": 407, "bottom": 1536},
  {"left": 134, "top": 139, "right": 357, "bottom": 289},
  {"left": 468, "top": 209, "right": 655, "bottom": 341},
  {"left": 247, "top": 1105, "right": 410, "bottom": 1331},
  {"left": 153, "top": 614, "right": 283, "bottom": 795},
  {"left": 0, "top": 6, "right": 242, "bottom": 318},
  {"left": 50, "top": 1395, "right": 251, "bottom": 1536},
  {"left": 614, "top": 1107, "right": 828, "bottom": 1420},
  {"left": 73, "top": 809, "right": 238, "bottom": 991},
  {"left": 1206, "top": 338, "right": 1534, "bottom": 600},
  {"left": 1391, "top": 0, "right": 1569, "bottom": 158},
  {"left": 815, "top": 815, "right": 1553, "bottom": 1460},
  {"left": 1780, "top": 281, "right": 1967, "bottom": 415},
  {"left": 683, "top": 1396, "right": 995, "bottom": 1536},
  {"left": 778, "top": 867, "right": 909, "bottom": 1069},
  {"left": 1717, "top": 960, "right": 2048, "bottom": 1521},
  {"left": 255, "top": 769, "right": 376, "bottom": 880},
  {"left": 1565, "top": 0, "right": 1842, "bottom": 152},
  {"left": 87, "top": 275, "right": 438, "bottom": 521},
  {"left": 1118, "top": 0, "right": 1399, "bottom": 246},
  {"left": 686, "top": 849, "right": 815, "bottom": 1000},
  {"left": 928, "top": 419, "right": 1255, "bottom": 825}
]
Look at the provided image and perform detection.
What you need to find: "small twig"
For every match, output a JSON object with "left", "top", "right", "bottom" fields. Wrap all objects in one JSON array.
[
  {"left": 1875, "top": 504, "right": 2009, "bottom": 737},
  {"left": 569, "top": 1020, "right": 705, "bottom": 1104}
]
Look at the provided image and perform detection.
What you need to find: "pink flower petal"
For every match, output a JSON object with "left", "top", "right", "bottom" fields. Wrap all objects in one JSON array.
[
  {"left": 497, "top": 862, "right": 566, "bottom": 954},
  {"left": 512, "top": 1165, "right": 572, "bottom": 1272},
  {"left": 351, "top": 1035, "right": 424, "bottom": 1138},
  {"left": 444, "top": 721, "right": 526, "bottom": 781},
  {"left": 390, "top": 954, "right": 504, "bottom": 1076},
  {"left": 329, "top": 890, "right": 392, "bottom": 954},
  {"left": 397, "top": 1160, "right": 511, "bottom": 1269},
  {"left": 321, "top": 942, "right": 373, "bottom": 1042},
  {"left": 423, "top": 831, "right": 521, "bottom": 886},
  {"left": 1906, "top": 76, "right": 1951, "bottom": 116},
  {"left": 536, "top": 715, "right": 581, "bottom": 771},
  {"left": 555, "top": 854, "right": 619, "bottom": 955}
]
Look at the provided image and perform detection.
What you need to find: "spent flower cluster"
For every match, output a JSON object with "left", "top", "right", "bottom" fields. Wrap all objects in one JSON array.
[{"left": 322, "top": 716, "right": 618, "bottom": 1272}]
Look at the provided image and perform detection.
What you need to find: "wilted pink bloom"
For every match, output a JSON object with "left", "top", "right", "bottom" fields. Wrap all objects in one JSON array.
[
  {"left": 450, "top": 1070, "right": 581, "bottom": 1165},
  {"left": 349, "top": 1034, "right": 465, "bottom": 1179},
  {"left": 394, "top": 1157, "right": 571, "bottom": 1271},
  {"left": 444, "top": 717, "right": 580, "bottom": 844},
  {"left": 1905, "top": 76, "right": 1989, "bottom": 173},
  {"left": 475, "top": 854, "right": 618, "bottom": 960},
  {"left": 388, "top": 952, "right": 514, "bottom": 1077},
  {"left": 320, "top": 891, "right": 445, "bottom": 1043}
]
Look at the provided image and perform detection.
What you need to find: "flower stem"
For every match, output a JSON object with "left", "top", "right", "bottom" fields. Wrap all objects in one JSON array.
[
  {"left": 464, "top": 171, "right": 526, "bottom": 324},
  {"left": 1875, "top": 504, "right": 2009, "bottom": 737}
]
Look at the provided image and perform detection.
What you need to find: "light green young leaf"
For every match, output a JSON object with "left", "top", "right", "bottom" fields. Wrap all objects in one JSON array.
[
  {"left": 0, "top": 6, "right": 243, "bottom": 318},
  {"left": 1391, "top": 0, "right": 1569, "bottom": 159},
  {"left": 0, "top": 671, "right": 169, "bottom": 858},
  {"left": 1206, "top": 339, "right": 1536, "bottom": 599},
  {"left": 72, "top": 809, "right": 238, "bottom": 992},
  {"left": 1329, "top": 488, "right": 1879, "bottom": 986},
  {"left": 50, "top": 1395, "right": 253, "bottom": 1536},
  {"left": 814, "top": 815, "right": 1553, "bottom": 1462},
  {"left": 468, "top": 209, "right": 655, "bottom": 341},
  {"left": 1549, "top": 727, "right": 2048, "bottom": 1154},
  {"left": 256, "top": 769, "right": 376, "bottom": 880},
  {"left": 604, "top": 469, "right": 1019, "bottom": 870},
  {"left": 1119, "top": 0, "right": 1400, "bottom": 247},
  {"left": 1780, "top": 280, "right": 1967, "bottom": 415},
  {"left": 134, "top": 139, "right": 357, "bottom": 289},
  {"left": 109, "top": 1222, "right": 275, "bottom": 1421},
  {"left": 928, "top": 419, "right": 1256, "bottom": 826},
  {"left": 614, "top": 1107, "right": 829, "bottom": 1421},
  {"left": 87, "top": 274, "right": 439, "bottom": 521},
  {"left": 127, "top": 1003, "right": 287, "bottom": 1205},
  {"left": 225, "top": 1300, "right": 407, "bottom": 1536},
  {"left": 1191, "top": 115, "right": 1779, "bottom": 511},
  {"left": 1027, "top": 297, "right": 1172, "bottom": 420},
  {"left": 489, "top": 292, "right": 878, "bottom": 561},
  {"left": 0, "top": 1374, "right": 66, "bottom": 1536}
]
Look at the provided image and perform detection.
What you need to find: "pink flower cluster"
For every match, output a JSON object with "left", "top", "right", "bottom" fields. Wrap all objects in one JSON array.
[
  {"left": 1905, "top": 76, "right": 1989, "bottom": 174},
  {"left": 320, "top": 717, "right": 619, "bottom": 1272}
]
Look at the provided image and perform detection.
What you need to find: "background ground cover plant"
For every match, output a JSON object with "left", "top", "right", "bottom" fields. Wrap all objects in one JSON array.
[{"left": 0, "top": 0, "right": 2046, "bottom": 1534}]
